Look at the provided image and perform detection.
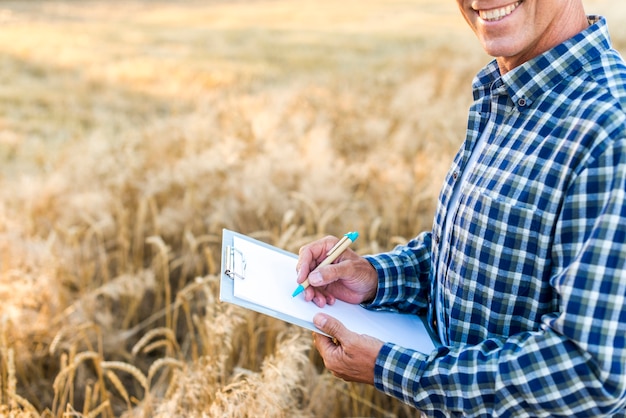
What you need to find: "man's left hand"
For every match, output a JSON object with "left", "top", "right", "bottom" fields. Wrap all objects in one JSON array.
[{"left": 312, "top": 313, "right": 384, "bottom": 385}]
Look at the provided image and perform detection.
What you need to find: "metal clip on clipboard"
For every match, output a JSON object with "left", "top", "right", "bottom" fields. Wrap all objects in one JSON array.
[{"left": 224, "top": 245, "right": 246, "bottom": 280}]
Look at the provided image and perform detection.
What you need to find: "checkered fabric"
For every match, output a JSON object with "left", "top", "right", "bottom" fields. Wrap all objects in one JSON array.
[{"left": 364, "top": 17, "right": 626, "bottom": 417}]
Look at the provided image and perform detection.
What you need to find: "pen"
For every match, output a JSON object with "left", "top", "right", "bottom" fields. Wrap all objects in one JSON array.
[{"left": 292, "top": 231, "right": 359, "bottom": 297}]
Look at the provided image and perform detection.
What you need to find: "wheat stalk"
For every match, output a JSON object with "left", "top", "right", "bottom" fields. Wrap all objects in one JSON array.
[
  {"left": 146, "top": 358, "right": 184, "bottom": 391},
  {"left": 65, "top": 351, "right": 111, "bottom": 417},
  {"left": 141, "top": 340, "right": 174, "bottom": 356},
  {"left": 6, "top": 391, "right": 39, "bottom": 416},
  {"left": 86, "top": 400, "right": 110, "bottom": 418},
  {"left": 52, "top": 353, "right": 69, "bottom": 414},
  {"left": 146, "top": 235, "right": 172, "bottom": 330},
  {"left": 7, "top": 348, "right": 16, "bottom": 410},
  {"left": 52, "top": 363, "right": 76, "bottom": 415},
  {"left": 104, "top": 370, "right": 131, "bottom": 409},
  {"left": 82, "top": 385, "right": 92, "bottom": 416},
  {"left": 0, "top": 324, "right": 6, "bottom": 407},
  {"left": 183, "top": 230, "right": 203, "bottom": 275},
  {"left": 177, "top": 291, "right": 198, "bottom": 362},
  {"left": 72, "top": 351, "right": 100, "bottom": 368},
  {"left": 49, "top": 322, "right": 100, "bottom": 356},
  {"left": 82, "top": 217, "right": 111, "bottom": 285},
  {"left": 132, "top": 198, "right": 149, "bottom": 267},
  {"left": 131, "top": 328, "right": 179, "bottom": 357},
  {"left": 100, "top": 361, "right": 148, "bottom": 391},
  {"left": 203, "top": 246, "right": 218, "bottom": 276}
]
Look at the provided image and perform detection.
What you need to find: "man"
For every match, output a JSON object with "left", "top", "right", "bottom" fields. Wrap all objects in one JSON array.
[{"left": 295, "top": 1, "right": 626, "bottom": 416}]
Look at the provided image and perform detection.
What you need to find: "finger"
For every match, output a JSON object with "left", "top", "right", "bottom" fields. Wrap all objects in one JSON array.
[
  {"left": 296, "top": 238, "right": 334, "bottom": 283},
  {"left": 314, "top": 331, "right": 340, "bottom": 357},
  {"left": 313, "top": 313, "right": 350, "bottom": 346},
  {"left": 295, "top": 249, "right": 313, "bottom": 284},
  {"left": 305, "top": 286, "right": 330, "bottom": 307},
  {"left": 304, "top": 284, "right": 337, "bottom": 307},
  {"left": 295, "top": 264, "right": 310, "bottom": 284},
  {"left": 326, "top": 293, "right": 336, "bottom": 305},
  {"left": 313, "top": 295, "right": 327, "bottom": 308}
]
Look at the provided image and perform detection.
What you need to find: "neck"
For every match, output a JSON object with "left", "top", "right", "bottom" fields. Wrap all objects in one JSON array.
[{"left": 497, "top": 7, "right": 589, "bottom": 75}]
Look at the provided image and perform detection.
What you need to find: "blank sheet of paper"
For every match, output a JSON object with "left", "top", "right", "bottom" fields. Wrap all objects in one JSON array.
[{"left": 232, "top": 235, "right": 436, "bottom": 354}]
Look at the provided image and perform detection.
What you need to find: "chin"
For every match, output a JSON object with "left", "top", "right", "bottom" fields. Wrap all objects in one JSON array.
[{"left": 480, "top": 39, "right": 523, "bottom": 60}]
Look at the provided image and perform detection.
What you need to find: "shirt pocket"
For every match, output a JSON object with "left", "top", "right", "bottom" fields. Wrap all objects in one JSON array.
[{"left": 448, "top": 190, "right": 550, "bottom": 333}]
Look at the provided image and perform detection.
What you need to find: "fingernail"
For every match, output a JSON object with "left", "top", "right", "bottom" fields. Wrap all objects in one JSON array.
[
  {"left": 309, "top": 271, "right": 322, "bottom": 286},
  {"left": 314, "top": 314, "right": 327, "bottom": 328}
]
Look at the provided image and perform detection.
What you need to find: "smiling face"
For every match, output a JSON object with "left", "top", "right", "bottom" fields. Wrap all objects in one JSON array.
[{"left": 456, "top": 0, "right": 589, "bottom": 73}]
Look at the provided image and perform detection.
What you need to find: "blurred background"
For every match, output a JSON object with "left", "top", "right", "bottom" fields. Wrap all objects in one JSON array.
[{"left": 0, "top": 1, "right": 623, "bottom": 416}]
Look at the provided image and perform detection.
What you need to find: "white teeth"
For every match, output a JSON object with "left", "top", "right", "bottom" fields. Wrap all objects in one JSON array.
[{"left": 478, "top": 1, "right": 521, "bottom": 22}]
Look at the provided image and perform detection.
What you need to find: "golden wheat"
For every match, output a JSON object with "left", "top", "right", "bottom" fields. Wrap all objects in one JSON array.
[
  {"left": 100, "top": 363, "right": 148, "bottom": 393},
  {"left": 86, "top": 401, "right": 111, "bottom": 418},
  {"left": 0, "top": 0, "right": 623, "bottom": 417},
  {"left": 131, "top": 328, "right": 179, "bottom": 359},
  {"left": 103, "top": 370, "right": 131, "bottom": 411},
  {"left": 5, "top": 391, "right": 39, "bottom": 417}
]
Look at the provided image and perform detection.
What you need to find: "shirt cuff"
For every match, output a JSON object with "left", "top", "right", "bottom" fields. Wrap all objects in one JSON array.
[
  {"left": 363, "top": 254, "right": 394, "bottom": 307},
  {"left": 374, "top": 342, "right": 429, "bottom": 403}
]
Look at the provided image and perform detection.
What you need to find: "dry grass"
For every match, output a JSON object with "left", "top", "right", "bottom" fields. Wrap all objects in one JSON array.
[{"left": 0, "top": 0, "right": 624, "bottom": 416}]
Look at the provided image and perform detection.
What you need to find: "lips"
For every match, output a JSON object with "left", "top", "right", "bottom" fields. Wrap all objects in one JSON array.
[{"left": 477, "top": 1, "right": 522, "bottom": 22}]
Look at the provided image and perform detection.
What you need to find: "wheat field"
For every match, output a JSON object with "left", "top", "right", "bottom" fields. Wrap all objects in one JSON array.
[{"left": 0, "top": 1, "right": 624, "bottom": 417}]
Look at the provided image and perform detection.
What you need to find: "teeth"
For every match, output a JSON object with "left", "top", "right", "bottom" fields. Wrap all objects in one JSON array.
[{"left": 479, "top": 1, "right": 521, "bottom": 22}]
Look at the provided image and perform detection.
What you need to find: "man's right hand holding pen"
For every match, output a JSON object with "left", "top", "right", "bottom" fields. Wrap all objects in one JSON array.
[{"left": 295, "top": 235, "right": 379, "bottom": 308}]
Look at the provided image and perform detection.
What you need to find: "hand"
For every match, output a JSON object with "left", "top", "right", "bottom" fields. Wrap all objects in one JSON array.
[
  {"left": 296, "top": 235, "right": 378, "bottom": 308},
  {"left": 312, "top": 313, "right": 384, "bottom": 385}
]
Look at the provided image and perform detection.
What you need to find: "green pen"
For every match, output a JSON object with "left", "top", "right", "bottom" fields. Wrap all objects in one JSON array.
[{"left": 292, "top": 231, "right": 359, "bottom": 297}]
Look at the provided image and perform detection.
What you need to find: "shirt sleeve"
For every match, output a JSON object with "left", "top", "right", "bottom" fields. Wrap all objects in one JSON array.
[
  {"left": 362, "top": 231, "right": 433, "bottom": 315},
  {"left": 373, "top": 139, "right": 626, "bottom": 417}
]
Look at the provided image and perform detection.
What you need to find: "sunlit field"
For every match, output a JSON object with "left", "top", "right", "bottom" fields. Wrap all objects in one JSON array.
[{"left": 0, "top": 1, "right": 624, "bottom": 416}]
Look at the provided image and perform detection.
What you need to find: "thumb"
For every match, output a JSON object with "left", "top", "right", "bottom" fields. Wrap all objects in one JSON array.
[
  {"left": 308, "top": 261, "right": 346, "bottom": 287},
  {"left": 313, "top": 313, "right": 349, "bottom": 344}
]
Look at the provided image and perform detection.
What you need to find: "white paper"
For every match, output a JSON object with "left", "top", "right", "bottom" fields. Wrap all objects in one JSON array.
[{"left": 232, "top": 236, "right": 436, "bottom": 354}]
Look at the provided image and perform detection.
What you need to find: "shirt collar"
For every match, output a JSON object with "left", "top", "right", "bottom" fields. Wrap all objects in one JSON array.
[{"left": 472, "top": 16, "right": 613, "bottom": 110}]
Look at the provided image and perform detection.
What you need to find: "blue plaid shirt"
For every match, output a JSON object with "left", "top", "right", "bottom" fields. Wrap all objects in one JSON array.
[{"left": 364, "top": 17, "right": 626, "bottom": 417}]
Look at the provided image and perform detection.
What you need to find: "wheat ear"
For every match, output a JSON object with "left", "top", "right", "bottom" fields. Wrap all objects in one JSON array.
[
  {"left": 131, "top": 327, "right": 178, "bottom": 357},
  {"left": 104, "top": 370, "right": 131, "bottom": 408},
  {"left": 146, "top": 358, "right": 184, "bottom": 390},
  {"left": 100, "top": 361, "right": 148, "bottom": 390}
]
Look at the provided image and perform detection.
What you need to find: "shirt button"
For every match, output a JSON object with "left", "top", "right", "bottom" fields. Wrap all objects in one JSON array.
[
  {"left": 518, "top": 98, "right": 527, "bottom": 107},
  {"left": 452, "top": 171, "right": 459, "bottom": 180},
  {"left": 435, "top": 234, "right": 440, "bottom": 244}
]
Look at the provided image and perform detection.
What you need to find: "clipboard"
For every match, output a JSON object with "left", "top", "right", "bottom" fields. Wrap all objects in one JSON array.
[{"left": 220, "top": 228, "right": 440, "bottom": 354}]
